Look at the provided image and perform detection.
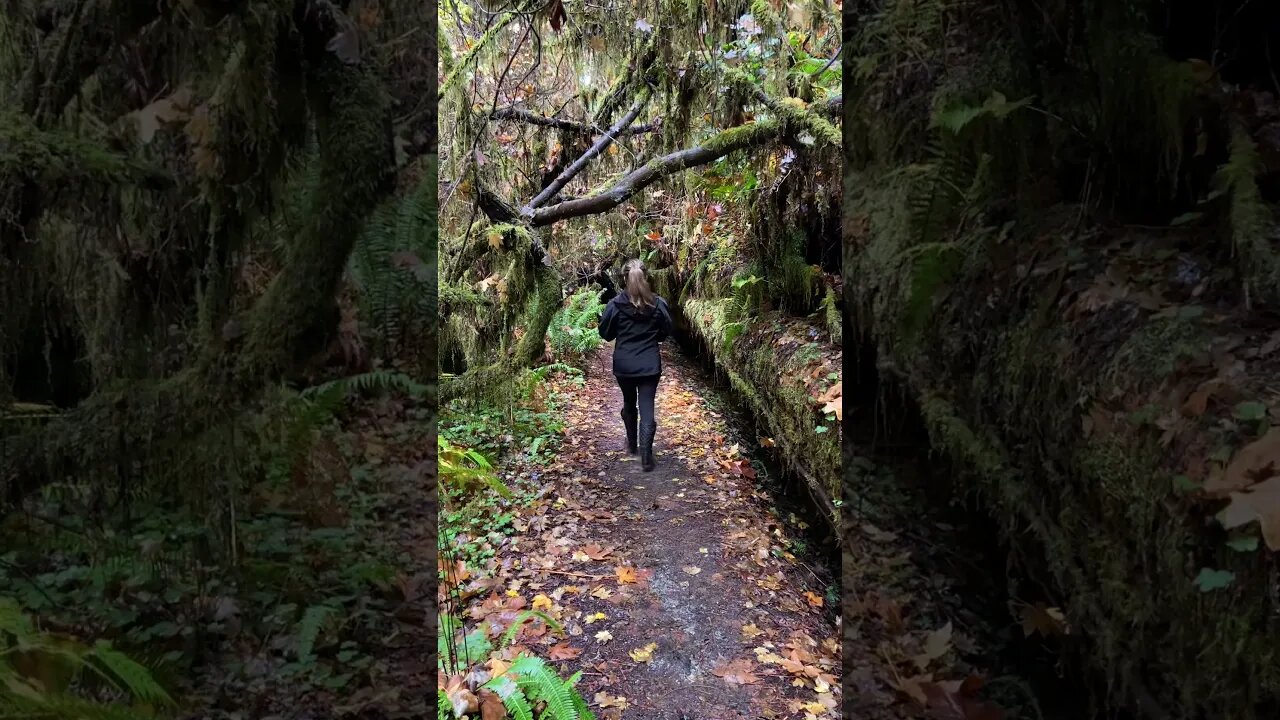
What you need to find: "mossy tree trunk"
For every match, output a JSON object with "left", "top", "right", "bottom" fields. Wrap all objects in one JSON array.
[{"left": 2, "top": 4, "right": 395, "bottom": 507}]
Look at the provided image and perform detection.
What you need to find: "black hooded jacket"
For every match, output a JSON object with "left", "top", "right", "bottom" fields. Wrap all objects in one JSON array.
[{"left": 598, "top": 293, "right": 673, "bottom": 377}]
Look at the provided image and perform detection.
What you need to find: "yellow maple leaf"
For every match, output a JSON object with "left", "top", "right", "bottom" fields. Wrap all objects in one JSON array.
[
  {"left": 487, "top": 657, "right": 511, "bottom": 679},
  {"left": 628, "top": 642, "right": 657, "bottom": 662},
  {"left": 594, "top": 630, "right": 613, "bottom": 643},
  {"left": 532, "top": 594, "right": 553, "bottom": 611},
  {"left": 584, "top": 612, "right": 608, "bottom": 624}
]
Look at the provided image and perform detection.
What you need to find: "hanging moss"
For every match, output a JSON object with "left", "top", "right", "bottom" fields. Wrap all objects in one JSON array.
[{"left": 1215, "top": 122, "right": 1279, "bottom": 308}]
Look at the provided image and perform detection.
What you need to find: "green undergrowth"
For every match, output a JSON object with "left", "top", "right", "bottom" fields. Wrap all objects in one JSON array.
[
  {"left": 438, "top": 366, "right": 594, "bottom": 719},
  {"left": 547, "top": 288, "right": 606, "bottom": 366},
  {"left": 0, "top": 372, "right": 433, "bottom": 712}
]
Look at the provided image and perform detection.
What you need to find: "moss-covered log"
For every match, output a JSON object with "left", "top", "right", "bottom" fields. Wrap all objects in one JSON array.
[
  {"left": 681, "top": 297, "right": 842, "bottom": 531},
  {"left": 849, "top": 187, "right": 1280, "bottom": 719},
  {"left": 846, "top": 1, "right": 1280, "bottom": 714}
]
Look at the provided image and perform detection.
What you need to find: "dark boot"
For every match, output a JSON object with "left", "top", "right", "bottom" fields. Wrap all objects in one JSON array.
[
  {"left": 639, "top": 421, "right": 656, "bottom": 471},
  {"left": 620, "top": 408, "right": 638, "bottom": 454}
]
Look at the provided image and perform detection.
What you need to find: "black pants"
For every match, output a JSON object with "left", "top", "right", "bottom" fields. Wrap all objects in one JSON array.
[{"left": 617, "top": 375, "right": 659, "bottom": 425}]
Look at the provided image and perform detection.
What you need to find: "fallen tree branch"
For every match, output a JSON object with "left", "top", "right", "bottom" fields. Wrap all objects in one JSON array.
[
  {"left": 490, "top": 107, "right": 659, "bottom": 136},
  {"left": 0, "top": 113, "right": 172, "bottom": 190},
  {"left": 524, "top": 90, "right": 651, "bottom": 213},
  {"left": 531, "top": 119, "right": 783, "bottom": 226},
  {"left": 724, "top": 68, "right": 841, "bottom": 148}
]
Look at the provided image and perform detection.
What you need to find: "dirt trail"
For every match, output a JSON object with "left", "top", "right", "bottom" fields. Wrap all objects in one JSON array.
[{"left": 538, "top": 344, "right": 840, "bottom": 718}]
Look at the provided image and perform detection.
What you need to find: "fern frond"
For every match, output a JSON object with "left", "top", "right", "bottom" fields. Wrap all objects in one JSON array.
[
  {"left": 500, "top": 610, "right": 565, "bottom": 648},
  {"left": 88, "top": 641, "right": 174, "bottom": 706},
  {"left": 295, "top": 604, "right": 332, "bottom": 662}
]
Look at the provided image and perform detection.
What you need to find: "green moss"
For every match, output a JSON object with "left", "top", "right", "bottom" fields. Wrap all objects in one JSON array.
[
  {"left": 1216, "top": 122, "right": 1279, "bottom": 307},
  {"left": 684, "top": 297, "right": 840, "bottom": 525}
]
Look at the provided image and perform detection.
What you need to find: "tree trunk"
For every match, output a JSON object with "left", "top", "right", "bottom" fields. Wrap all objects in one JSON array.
[{"left": 2, "top": 18, "right": 394, "bottom": 508}]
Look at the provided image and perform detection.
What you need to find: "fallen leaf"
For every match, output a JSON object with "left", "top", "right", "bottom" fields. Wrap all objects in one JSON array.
[
  {"left": 584, "top": 612, "right": 607, "bottom": 624},
  {"left": 1019, "top": 604, "right": 1068, "bottom": 637},
  {"left": 582, "top": 544, "right": 614, "bottom": 561},
  {"left": 1218, "top": 476, "right": 1280, "bottom": 550},
  {"left": 913, "top": 621, "right": 953, "bottom": 670},
  {"left": 1206, "top": 427, "right": 1280, "bottom": 496},
  {"left": 487, "top": 657, "right": 511, "bottom": 679},
  {"left": 531, "top": 594, "right": 553, "bottom": 611},
  {"left": 920, "top": 675, "right": 1008, "bottom": 720},
  {"left": 628, "top": 642, "right": 657, "bottom": 662},
  {"left": 548, "top": 642, "right": 581, "bottom": 660},
  {"left": 682, "top": 565, "right": 702, "bottom": 575},
  {"left": 478, "top": 689, "right": 507, "bottom": 720},
  {"left": 616, "top": 566, "right": 638, "bottom": 584},
  {"left": 594, "top": 692, "right": 629, "bottom": 709},
  {"left": 590, "top": 586, "right": 613, "bottom": 599},
  {"left": 594, "top": 630, "right": 613, "bottom": 643},
  {"left": 821, "top": 398, "right": 842, "bottom": 420},
  {"left": 741, "top": 623, "right": 764, "bottom": 639},
  {"left": 713, "top": 658, "right": 760, "bottom": 685},
  {"left": 803, "top": 591, "right": 824, "bottom": 607}
]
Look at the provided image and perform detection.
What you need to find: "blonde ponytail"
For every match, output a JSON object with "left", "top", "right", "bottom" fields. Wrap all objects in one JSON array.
[{"left": 623, "top": 258, "right": 655, "bottom": 310}]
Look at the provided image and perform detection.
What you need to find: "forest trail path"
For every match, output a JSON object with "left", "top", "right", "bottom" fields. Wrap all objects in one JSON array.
[{"left": 526, "top": 344, "right": 840, "bottom": 719}]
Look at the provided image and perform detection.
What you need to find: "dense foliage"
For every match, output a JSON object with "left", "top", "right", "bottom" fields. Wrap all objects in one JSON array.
[{"left": 1, "top": 1, "right": 438, "bottom": 715}]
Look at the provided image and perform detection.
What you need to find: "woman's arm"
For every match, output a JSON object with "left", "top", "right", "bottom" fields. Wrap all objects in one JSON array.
[
  {"left": 655, "top": 297, "right": 673, "bottom": 342},
  {"left": 598, "top": 301, "right": 618, "bottom": 341}
]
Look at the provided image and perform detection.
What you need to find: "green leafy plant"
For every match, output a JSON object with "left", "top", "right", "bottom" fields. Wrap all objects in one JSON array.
[
  {"left": 481, "top": 656, "right": 594, "bottom": 720},
  {"left": 439, "top": 436, "right": 510, "bottom": 504},
  {"left": 547, "top": 289, "right": 606, "bottom": 366},
  {"left": 0, "top": 598, "right": 173, "bottom": 718}
]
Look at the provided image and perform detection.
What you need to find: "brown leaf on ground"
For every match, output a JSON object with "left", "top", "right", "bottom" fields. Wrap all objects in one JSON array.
[
  {"left": 1019, "top": 604, "right": 1068, "bottom": 637},
  {"left": 615, "top": 566, "right": 638, "bottom": 584},
  {"left": 1219, "top": 476, "right": 1280, "bottom": 550},
  {"left": 821, "top": 398, "right": 842, "bottom": 420},
  {"left": 594, "top": 691, "right": 629, "bottom": 709},
  {"left": 712, "top": 658, "right": 760, "bottom": 685},
  {"left": 920, "top": 676, "right": 1007, "bottom": 720},
  {"left": 893, "top": 673, "right": 933, "bottom": 706},
  {"left": 582, "top": 544, "right": 614, "bottom": 561},
  {"left": 548, "top": 642, "right": 581, "bottom": 660},
  {"left": 1206, "top": 427, "right": 1280, "bottom": 496},
  {"left": 913, "top": 622, "right": 953, "bottom": 670},
  {"left": 478, "top": 689, "right": 508, "bottom": 720}
]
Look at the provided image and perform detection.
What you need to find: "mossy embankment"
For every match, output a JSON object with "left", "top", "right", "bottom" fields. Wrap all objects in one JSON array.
[
  {"left": 847, "top": 1, "right": 1280, "bottom": 716},
  {"left": 676, "top": 296, "right": 841, "bottom": 527},
  {"left": 645, "top": 185, "right": 842, "bottom": 534}
]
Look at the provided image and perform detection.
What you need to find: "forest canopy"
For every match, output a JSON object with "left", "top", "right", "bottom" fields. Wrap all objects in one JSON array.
[{"left": 438, "top": 0, "right": 843, "bottom": 410}]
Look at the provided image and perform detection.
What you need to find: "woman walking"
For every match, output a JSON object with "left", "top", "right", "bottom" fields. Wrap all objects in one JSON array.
[{"left": 598, "top": 259, "right": 673, "bottom": 471}]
